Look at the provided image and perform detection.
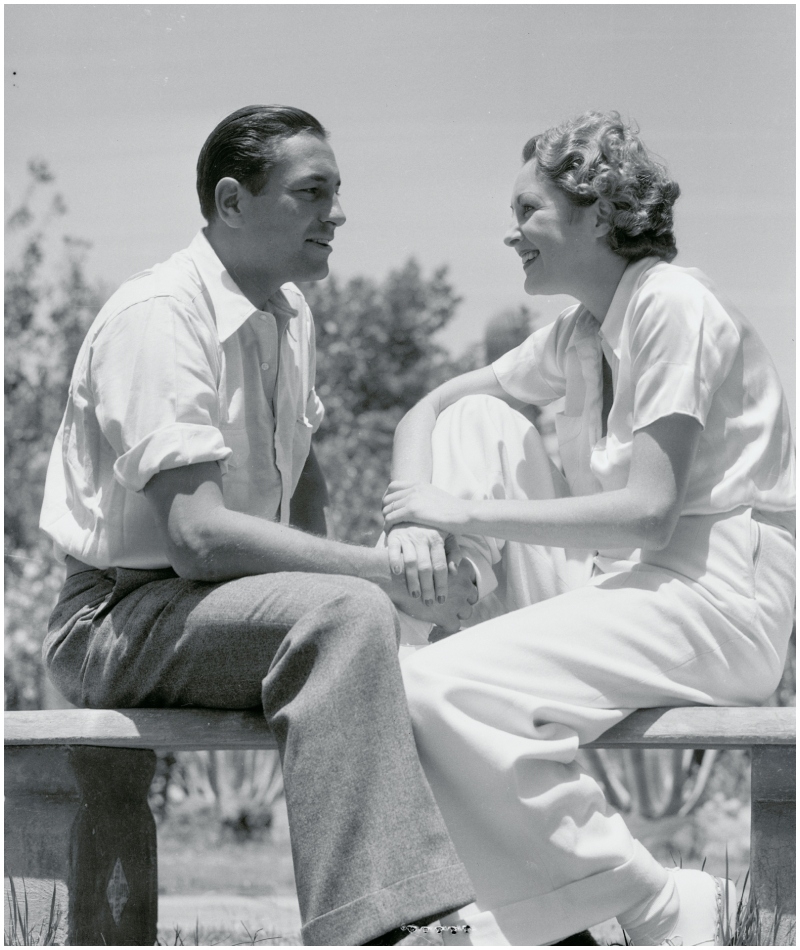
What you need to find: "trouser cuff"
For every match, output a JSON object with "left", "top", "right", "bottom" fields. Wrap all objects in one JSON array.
[
  {"left": 301, "top": 862, "right": 475, "bottom": 946},
  {"left": 449, "top": 841, "right": 666, "bottom": 946}
]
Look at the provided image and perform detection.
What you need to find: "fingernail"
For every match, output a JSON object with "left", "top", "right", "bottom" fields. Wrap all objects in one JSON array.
[
  {"left": 412, "top": 591, "right": 420, "bottom": 598},
  {"left": 392, "top": 565, "right": 402, "bottom": 574},
  {"left": 425, "top": 599, "right": 433, "bottom": 607},
  {"left": 437, "top": 595, "right": 445, "bottom": 604}
]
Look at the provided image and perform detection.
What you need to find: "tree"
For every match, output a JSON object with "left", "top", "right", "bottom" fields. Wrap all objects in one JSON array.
[
  {"left": 4, "top": 162, "right": 104, "bottom": 710},
  {"left": 304, "top": 260, "right": 471, "bottom": 544}
]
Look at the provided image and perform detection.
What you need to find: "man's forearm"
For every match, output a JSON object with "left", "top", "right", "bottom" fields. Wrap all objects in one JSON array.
[
  {"left": 185, "top": 505, "right": 389, "bottom": 585},
  {"left": 178, "top": 506, "right": 465, "bottom": 626}
]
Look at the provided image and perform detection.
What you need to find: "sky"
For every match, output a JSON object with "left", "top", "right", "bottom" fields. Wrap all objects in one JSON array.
[{"left": 5, "top": 4, "right": 796, "bottom": 412}]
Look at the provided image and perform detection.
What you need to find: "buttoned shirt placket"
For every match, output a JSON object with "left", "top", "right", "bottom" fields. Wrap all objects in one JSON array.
[
  {"left": 563, "top": 309, "right": 606, "bottom": 498},
  {"left": 267, "top": 291, "right": 313, "bottom": 526}
]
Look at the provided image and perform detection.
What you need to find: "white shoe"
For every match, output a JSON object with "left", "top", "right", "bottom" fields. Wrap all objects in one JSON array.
[{"left": 657, "top": 869, "right": 736, "bottom": 946}]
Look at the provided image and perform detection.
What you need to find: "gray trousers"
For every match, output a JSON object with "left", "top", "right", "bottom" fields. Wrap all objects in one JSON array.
[{"left": 44, "top": 566, "right": 475, "bottom": 945}]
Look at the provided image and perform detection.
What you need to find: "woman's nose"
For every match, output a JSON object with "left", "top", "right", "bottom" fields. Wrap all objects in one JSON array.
[{"left": 504, "top": 218, "right": 520, "bottom": 246}]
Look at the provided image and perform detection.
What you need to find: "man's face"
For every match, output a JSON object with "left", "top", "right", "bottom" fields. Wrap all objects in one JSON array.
[{"left": 237, "top": 132, "right": 345, "bottom": 288}]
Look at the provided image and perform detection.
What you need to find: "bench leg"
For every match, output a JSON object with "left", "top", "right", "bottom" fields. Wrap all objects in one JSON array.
[
  {"left": 4, "top": 745, "right": 158, "bottom": 946},
  {"left": 750, "top": 745, "right": 795, "bottom": 946},
  {"left": 68, "top": 746, "right": 158, "bottom": 946}
]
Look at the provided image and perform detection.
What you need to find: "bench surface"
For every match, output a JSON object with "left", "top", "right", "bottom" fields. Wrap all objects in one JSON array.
[{"left": 4, "top": 705, "right": 795, "bottom": 751}]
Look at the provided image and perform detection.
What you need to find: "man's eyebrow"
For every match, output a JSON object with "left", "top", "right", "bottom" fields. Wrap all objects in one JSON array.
[{"left": 295, "top": 173, "right": 341, "bottom": 185}]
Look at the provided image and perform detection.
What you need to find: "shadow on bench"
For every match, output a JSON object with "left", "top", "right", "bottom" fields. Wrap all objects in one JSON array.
[{"left": 4, "top": 706, "right": 796, "bottom": 946}]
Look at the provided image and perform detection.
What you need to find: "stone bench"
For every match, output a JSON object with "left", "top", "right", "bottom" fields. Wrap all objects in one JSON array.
[{"left": 5, "top": 705, "right": 795, "bottom": 946}]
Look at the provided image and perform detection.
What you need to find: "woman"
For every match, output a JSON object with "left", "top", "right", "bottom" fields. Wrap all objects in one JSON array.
[{"left": 382, "top": 113, "right": 795, "bottom": 946}]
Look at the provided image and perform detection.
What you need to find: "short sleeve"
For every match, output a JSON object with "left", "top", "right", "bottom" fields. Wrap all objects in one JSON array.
[
  {"left": 307, "top": 388, "right": 325, "bottom": 432},
  {"left": 90, "top": 296, "right": 232, "bottom": 492},
  {"left": 629, "top": 273, "right": 740, "bottom": 432},
  {"left": 492, "top": 307, "right": 579, "bottom": 405}
]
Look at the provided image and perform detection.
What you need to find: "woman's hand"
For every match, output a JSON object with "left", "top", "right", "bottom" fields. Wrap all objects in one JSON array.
[
  {"left": 385, "top": 524, "right": 462, "bottom": 605},
  {"left": 383, "top": 482, "right": 473, "bottom": 535}
]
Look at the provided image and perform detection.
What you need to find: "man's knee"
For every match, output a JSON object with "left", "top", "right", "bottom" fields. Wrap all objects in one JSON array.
[{"left": 309, "top": 576, "right": 400, "bottom": 652}]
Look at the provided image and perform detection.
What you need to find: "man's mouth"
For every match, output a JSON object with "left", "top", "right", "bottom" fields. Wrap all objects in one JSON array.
[
  {"left": 520, "top": 249, "right": 539, "bottom": 268},
  {"left": 307, "top": 238, "right": 332, "bottom": 249}
]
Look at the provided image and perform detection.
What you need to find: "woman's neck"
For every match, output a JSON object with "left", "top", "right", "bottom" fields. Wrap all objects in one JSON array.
[{"left": 573, "top": 252, "right": 628, "bottom": 324}]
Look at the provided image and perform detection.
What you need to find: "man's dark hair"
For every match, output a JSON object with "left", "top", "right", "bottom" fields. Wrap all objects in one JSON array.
[{"left": 196, "top": 105, "right": 328, "bottom": 220}]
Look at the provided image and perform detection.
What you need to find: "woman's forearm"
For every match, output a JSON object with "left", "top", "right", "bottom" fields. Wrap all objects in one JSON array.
[{"left": 464, "top": 489, "right": 674, "bottom": 551}]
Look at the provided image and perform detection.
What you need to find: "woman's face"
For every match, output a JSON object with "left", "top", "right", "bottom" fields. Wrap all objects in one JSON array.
[{"left": 504, "top": 160, "right": 598, "bottom": 297}]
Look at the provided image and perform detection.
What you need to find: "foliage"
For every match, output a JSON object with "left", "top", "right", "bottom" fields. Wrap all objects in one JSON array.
[
  {"left": 304, "top": 262, "right": 479, "bottom": 544},
  {"left": 4, "top": 163, "right": 103, "bottom": 710},
  {"left": 483, "top": 305, "right": 536, "bottom": 364},
  {"left": 5, "top": 163, "right": 103, "bottom": 557}
]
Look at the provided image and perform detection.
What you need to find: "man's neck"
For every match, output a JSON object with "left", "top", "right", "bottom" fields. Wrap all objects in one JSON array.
[{"left": 203, "top": 225, "right": 281, "bottom": 311}]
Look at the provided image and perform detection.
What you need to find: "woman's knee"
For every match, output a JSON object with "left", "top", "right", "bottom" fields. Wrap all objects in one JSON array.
[{"left": 435, "top": 394, "right": 524, "bottom": 438}]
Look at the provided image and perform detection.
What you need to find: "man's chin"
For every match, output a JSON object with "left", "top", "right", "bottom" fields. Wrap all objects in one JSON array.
[{"left": 295, "top": 262, "right": 330, "bottom": 285}]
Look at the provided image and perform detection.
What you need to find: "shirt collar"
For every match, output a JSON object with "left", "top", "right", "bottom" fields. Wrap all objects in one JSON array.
[
  {"left": 188, "top": 230, "right": 298, "bottom": 342},
  {"left": 598, "top": 256, "right": 661, "bottom": 358}
]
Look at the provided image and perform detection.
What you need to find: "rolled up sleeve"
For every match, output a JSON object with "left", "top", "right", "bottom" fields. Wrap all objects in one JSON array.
[
  {"left": 91, "top": 296, "right": 232, "bottom": 492},
  {"left": 492, "top": 309, "right": 576, "bottom": 405},
  {"left": 629, "top": 277, "right": 740, "bottom": 432}
]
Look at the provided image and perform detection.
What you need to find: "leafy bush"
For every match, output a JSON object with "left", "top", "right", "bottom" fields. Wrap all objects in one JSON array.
[{"left": 5, "top": 162, "right": 102, "bottom": 710}]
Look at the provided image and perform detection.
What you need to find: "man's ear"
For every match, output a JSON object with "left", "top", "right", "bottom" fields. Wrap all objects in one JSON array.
[{"left": 214, "top": 177, "right": 246, "bottom": 229}]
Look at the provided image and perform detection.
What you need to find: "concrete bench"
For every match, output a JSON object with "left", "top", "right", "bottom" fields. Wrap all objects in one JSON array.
[{"left": 5, "top": 705, "right": 795, "bottom": 946}]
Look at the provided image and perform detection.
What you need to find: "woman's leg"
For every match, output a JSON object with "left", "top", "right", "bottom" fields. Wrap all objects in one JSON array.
[
  {"left": 429, "top": 395, "right": 593, "bottom": 619},
  {"left": 401, "top": 406, "right": 795, "bottom": 947}
]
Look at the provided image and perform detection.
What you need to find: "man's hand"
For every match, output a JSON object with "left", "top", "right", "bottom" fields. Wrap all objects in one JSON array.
[
  {"left": 383, "top": 482, "right": 472, "bottom": 536},
  {"left": 385, "top": 524, "right": 462, "bottom": 606},
  {"left": 389, "top": 557, "right": 478, "bottom": 635}
]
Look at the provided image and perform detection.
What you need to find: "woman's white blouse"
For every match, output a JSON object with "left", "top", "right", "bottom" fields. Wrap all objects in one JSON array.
[{"left": 493, "top": 257, "right": 795, "bottom": 521}]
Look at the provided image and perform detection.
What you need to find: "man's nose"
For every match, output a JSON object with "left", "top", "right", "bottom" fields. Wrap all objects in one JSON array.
[{"left": 326, "top": 194, "right": 346, "bottom": 227}]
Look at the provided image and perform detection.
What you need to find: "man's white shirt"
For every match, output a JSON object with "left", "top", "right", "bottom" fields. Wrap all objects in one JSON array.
[{"left": 40, "top": 231, "right": 324, "bottom": 568}]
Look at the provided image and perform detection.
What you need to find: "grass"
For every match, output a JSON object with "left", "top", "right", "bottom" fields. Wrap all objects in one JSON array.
[
  {"left": 6, "top": 876, "right": 793, "bottom": 947},
  {"left": 156, "top": 921, "right": 298, "bottom": 946},
  {"left": 4, "top": 878, "right": 62, "bottom": 946}
]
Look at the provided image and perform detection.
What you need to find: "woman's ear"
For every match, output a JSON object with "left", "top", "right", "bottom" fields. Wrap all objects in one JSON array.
[
  {"left": 214, "top": 177, "right": 246, "bottom": 229},
  {"left": 592, "top": 204, "right": 611, "bottom": 238}
]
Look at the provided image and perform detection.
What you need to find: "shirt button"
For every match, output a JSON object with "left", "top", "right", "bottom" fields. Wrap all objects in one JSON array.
[{"left": 261, "top": 362, "right": 270, "bottom": 371}]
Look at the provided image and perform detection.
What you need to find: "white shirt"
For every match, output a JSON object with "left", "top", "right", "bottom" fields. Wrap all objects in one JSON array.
[
  {"left": 40, "top": 231, "right": 324, "bottom": 569},
  {"left": 493, "top": 257, "right": 795, "bottom": 525}
]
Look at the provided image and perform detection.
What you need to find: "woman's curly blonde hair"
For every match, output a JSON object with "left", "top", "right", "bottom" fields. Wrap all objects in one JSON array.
[{"left": 523, "top": 112, "right": 680, "bottom": 263}]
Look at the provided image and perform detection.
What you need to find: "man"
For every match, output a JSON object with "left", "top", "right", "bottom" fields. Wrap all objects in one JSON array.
[{"left": 39, "top": 105, "right": 477, "bottom": 946}]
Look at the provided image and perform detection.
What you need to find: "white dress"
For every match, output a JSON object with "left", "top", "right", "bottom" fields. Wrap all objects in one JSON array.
[{"left": 399, "top": 258, "right": 795, "bottom": 945}]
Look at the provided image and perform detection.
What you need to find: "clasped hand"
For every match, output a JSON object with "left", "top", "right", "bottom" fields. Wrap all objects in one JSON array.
[
  {"left": 383, "top": 481, "right": 472, "bottom": 536},
  {"left": 382, "top": 482, "right": 476, "bottom": 622}
]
